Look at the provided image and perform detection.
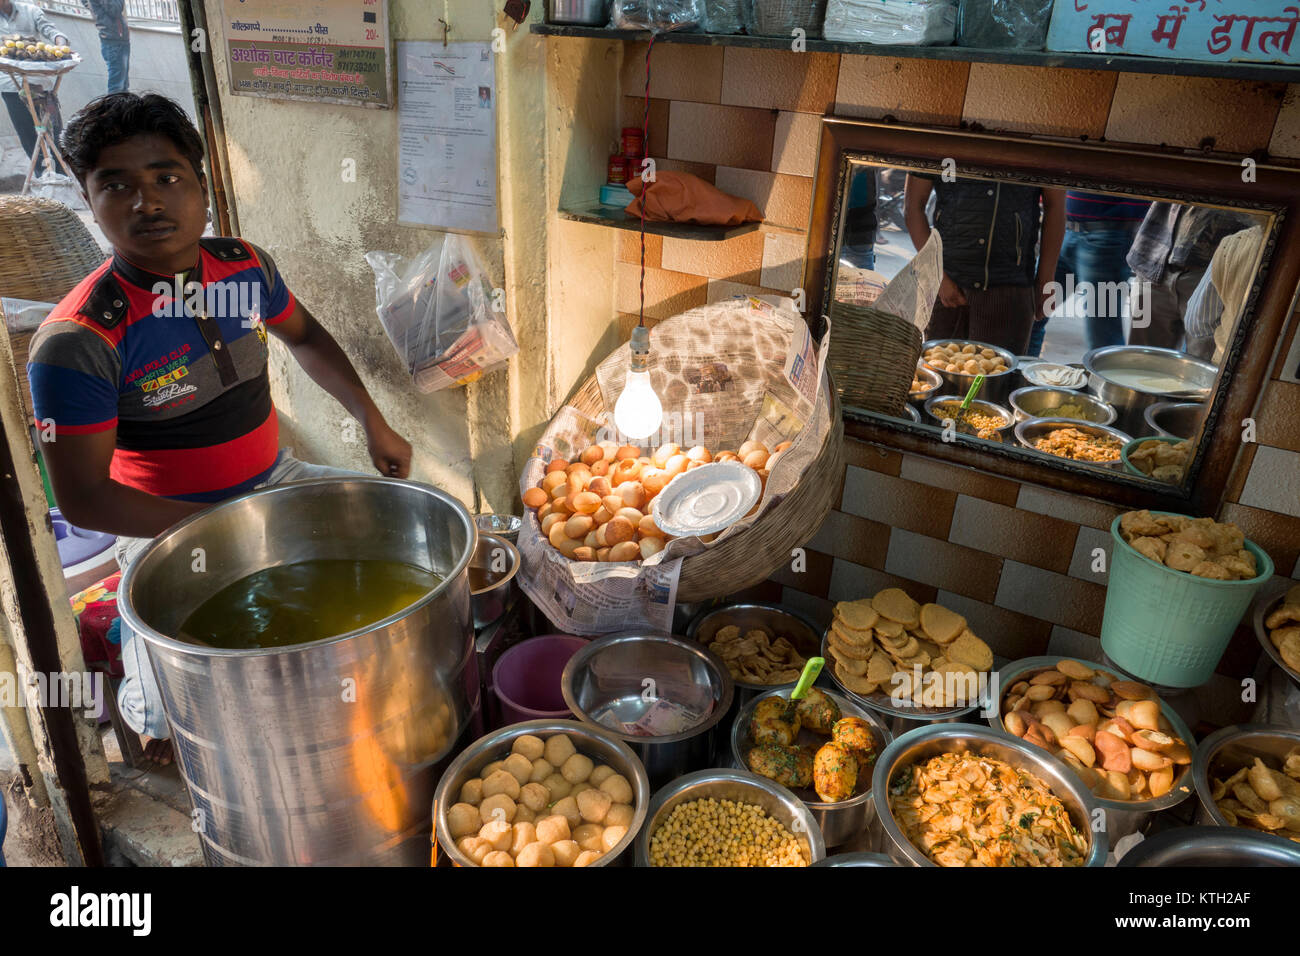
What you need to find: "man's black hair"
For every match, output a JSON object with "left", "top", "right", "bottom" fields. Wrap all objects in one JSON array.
[{"left": 61, "top": 92, "right": 206, "bottom": 186}]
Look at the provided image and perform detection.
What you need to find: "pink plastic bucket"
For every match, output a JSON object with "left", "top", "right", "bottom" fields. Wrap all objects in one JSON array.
[{"left": 493, "top": 635, "right": 589, "bottom": 725}]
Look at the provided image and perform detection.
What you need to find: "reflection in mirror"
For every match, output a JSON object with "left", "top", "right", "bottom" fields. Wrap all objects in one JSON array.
[{"left": 831, "top": 160, "right": 1269, "bottom": 491}]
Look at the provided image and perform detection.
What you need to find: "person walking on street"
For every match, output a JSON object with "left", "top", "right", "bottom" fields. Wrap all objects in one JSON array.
[
  {"left": 83, "top": 0, "right": 129, "bottom": 92},
  {"left": 0, "top": 0, "right": 69, "bottom": 176}
]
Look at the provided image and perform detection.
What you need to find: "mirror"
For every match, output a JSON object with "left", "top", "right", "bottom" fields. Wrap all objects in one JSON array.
[{"left": 824, "top": 153, "right": 1273, "bottom": 497}]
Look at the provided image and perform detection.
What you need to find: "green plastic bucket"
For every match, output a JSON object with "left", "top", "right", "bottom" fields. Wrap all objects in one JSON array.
[{"left": 1100, "top": 512, "right": 1274, "bottom": 688}]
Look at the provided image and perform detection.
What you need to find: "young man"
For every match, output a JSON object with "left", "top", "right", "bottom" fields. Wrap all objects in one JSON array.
[
  {"left": 81, "top": 0, "right": 130, "bottom": 93},
  {"left": 27, "top": 93, "right": 412, "bottom": 764},
  {"left": 0, "top": 0, "right": 69, "bottom": 176},
  {"left": 905, "top": 172, "right": 1065, "bottom": 357}
]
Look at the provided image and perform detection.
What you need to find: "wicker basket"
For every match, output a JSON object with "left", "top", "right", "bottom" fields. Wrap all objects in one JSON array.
[
  {"left": 826, "top": 300, "right": 921, "bottom": 418},
  {"left": 0, "top": 196, "right": 106, "bottom": 302},
  {"left": 746, "top": 0, "right": 828, "bottom": 36},
  {"left": 558, "top": 365, "right": 844, "bottom": 604}
]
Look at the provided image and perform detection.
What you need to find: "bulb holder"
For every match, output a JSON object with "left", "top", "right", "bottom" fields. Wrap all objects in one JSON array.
[{"left": 628, "top": 324, "right": 651, "bottom": 374}]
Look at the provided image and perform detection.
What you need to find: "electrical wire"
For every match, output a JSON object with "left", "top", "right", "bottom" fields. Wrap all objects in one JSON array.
[{"left": 638, "top": 34, "right": 655, "bottom": 329}]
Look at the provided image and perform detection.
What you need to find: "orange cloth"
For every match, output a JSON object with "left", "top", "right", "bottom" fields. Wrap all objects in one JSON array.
[{"left": 625, "top": 171, "right": 763, "bottom": 226}]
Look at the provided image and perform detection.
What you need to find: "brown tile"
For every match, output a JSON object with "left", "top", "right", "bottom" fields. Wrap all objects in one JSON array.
[
  {"left": 885, "top": 528, "right": 1003, "bottom": 603},
  {"left": 843, "top": 439, "right": 901, "bottom": 475},
  {"left": 712, "top": 167, "right": 813, "bottom": 230},
  {"left": 620, "top": 42, "right": 725, "bottom": 104},
  {"left": 828, "top": 557, "right": 939, "bottom": 606},
  {"left": 770, "top": 547, "right": 833, "bottom": 598},
  {"left": 616, "top": 312, "right": 661, "bottom": 340},
  {"left": 619, "top": 97, "right": 669, "bottom": 155},
  {"left": 1216, "top": 620, "right": 1263, "bottom": 680},
  {"left": 996, "top": 560, "right": 1107, "bottom": 635},
  {"left": 780, "top": 586, "right": 837, "bottom": 630},
  {"left": 1220, "top": 502, "right": 1300, "bottom": 574},
  {"left": 720, "top": 48, "right": 838, "bottom": 113},
  {"left": 659, "top": 231, "right": 765, "bottom": 284},
  {"left": 963, "top": 64, "right": 1114, "bottom": 138},
  {"left": 653, "top": 158, "right": 716, "bottom": 184},
  {"left": 618, "top": 231, "right": 662, "bottom": 267},
  {"left": 935, "top": 590, "right": 1053, "bottom": 662},
  {"left": 807, "top": 508, "right": 891, "bottom": 570},
  {"left": 1256, "top": 380, "right": 1300, "bottom": 453},
  {"left": 948, "top": 495, "right": 1079, "bottom": 574},
  {"left": 615, "top": 263, "right": 708, "bottom": 319},
  {"left": 727, "top": 580, "right": 785, "bottom": 605},
  {"left": 1106, "top": 75, "right": 1287, "bottom": 153},
  {"left": 772, "top": 111, "right": 821, "bottom": 177},
  {"left": 667, "top": 102, "right": 777, "bottom": 170},
  {"left": 1015, "top": 484, "right": 1122, "bottom": 532},
  {"left": 899, "top": 454, "right": 1020, "bottom": 506},
  {"left": 842, "top": 467, "right": 956, "bottom": 539},
  {"left": 835, "top": 56, "right": 968, "bottom": 126},
  {"left": 1223, "top": 442, "right": 1258, "bottom": 504},
  {"left": 1270, "top": 84, "right": 1300, "bottom": 159}
]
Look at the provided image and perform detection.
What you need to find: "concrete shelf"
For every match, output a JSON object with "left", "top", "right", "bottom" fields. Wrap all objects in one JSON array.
[{"left": 558, "top": 199, "right": 762, "bottom": 241}]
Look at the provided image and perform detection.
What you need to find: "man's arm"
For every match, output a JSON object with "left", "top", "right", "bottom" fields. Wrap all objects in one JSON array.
[
  {"left": 1036, "top": 188, "right": 1067, "bottom": 319},
  {"left": 268, "top": 301, "right": 412, "bottom": 478},
  {"left": 31, "top": 7, "right": 68, "bottom": 46},
  {"left": 41, "top": 428, "right": 205, "bottom": 538},
  {"left": 905, "top": 174, "right": 965, "bottom": 308}
]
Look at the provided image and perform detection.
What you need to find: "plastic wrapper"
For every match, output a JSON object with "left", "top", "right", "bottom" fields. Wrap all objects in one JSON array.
[
  {"left": 823, "top": 0, "right": 956, "bottom": 43},
  {"left": 745, "top": 0, "right": 829, "bottom": 37},
  {"left": 956, "top": 0, "right": 1053, "bottom": 49},
  {"left": 365, "top": 234, "right": 517, "bottom": 393},
  {"left": 610, "top": 0, "right": 705, "bottom": 30},
  {"left": 700, "top": 0, "right": 748, "bottom": 33}
]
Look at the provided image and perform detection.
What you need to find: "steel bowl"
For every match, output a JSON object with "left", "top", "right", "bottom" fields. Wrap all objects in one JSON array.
[
  {"left": 921, "top": 338, "right": 1019, "bottom": 403},
  {"left": 730, "top": 687, "right": 892, "bottom": 847},
  {"left": 1017, "top": 360, "right": 1089, "bottom": 391},
  {"left": 469, "top": 532, "right": 519, "bottom": 630},
  {"left": 474, "top": 513, "right": 521, "bottom": 544},
  {"left": 1119, "top": 826, "right": 1300, "bottom": 866},
  {"left": 1120, "top": 435, "right": 1189, "bottom": 482},
  {"left": 1008, "top": 386, "right": 1117, "bottom": 426},
  {"left": 562, "top": 633, "right": 734, "bottom": 789},
  {"left": 432, "top": 718, "right": 649, "bottom": 867},
  {"left": 873, "top": 723, "right": 1108, "bottom": 867},
  {"left": 1144, "top": 401, "right": 1206, "bottom": 441},
  {"left": 634, "top": 768, "right": 826, "bottom": 866},
  {"left": 923, "top": 394, "right": 1015, "bottom": 443},
  {"left": 1193, "top": 723, "right": 1300, "bottom": 844},
  {"left": 1252, "top": 583, "right": 1300, "bottom": 689},
  {"left": 909, "top": 363, "right": 942, "bottom": 403},
  {"left": 820, "top": 631, "right": 981, "bottom": 735},
  {"left": 1014, "top": 417, "right": 1133, "bottom": 470},
  {"left": 1084, "top": 345, "right": 1216, "bottom": 436},
  {"left": 811, "top": 851, "right": 898, "bottom": 867},
  {"left": 902, "top": 403, "right": 921, "bottom": 424},
  {"left": 989, "top": 656, "right": 1195, "bottom": 841},
  {"left": 686, "top": 603, "right": 823, "bottom": 709}
]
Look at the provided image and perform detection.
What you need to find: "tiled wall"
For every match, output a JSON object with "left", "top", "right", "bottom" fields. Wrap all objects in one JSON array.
[{"left": 605, "top": 44, "right": 1300, "bottom": 702}]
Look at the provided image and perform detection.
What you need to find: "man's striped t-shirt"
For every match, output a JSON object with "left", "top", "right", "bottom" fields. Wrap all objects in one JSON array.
[{"left": 27, "top": 237, "right": 296, "bottom": 502}]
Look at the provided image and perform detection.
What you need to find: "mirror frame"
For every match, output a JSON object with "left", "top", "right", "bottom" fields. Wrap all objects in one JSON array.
[{"left": 803, "top": 116, "right": 1300, "bottom": 516}]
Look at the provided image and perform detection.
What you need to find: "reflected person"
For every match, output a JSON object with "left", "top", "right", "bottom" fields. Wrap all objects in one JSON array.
[
  {"left": 1183, "top": 224, "right": 1265, "bottom": 364},
  {"left": 840, "top": 166, "right": 878, "bottom": 270}
]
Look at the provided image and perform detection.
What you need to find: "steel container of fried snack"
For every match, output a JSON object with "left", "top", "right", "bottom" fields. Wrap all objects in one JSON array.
[
  {"left": 873, "top": 723, "right": 1107, "bottom": 867},
  {"left": 1118, "top": 826, "right": 1300, "bottom": 866},
  {"left": 1192, "top": 723, "right": 1300, "bottom": 845},
  {"left": 990, "top": 656, "right": 1194, "bottom": 841},
  {"left": 1252, "top": 584, "right": 1300, "bottom": 691},
  {"left": 730, "top": 687, "right": 892, "bottom": 847}
]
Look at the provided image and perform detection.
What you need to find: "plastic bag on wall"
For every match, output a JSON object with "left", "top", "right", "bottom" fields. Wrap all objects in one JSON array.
[
  {"left": 956, "top": 0, "right": 1053, "bottom": 49},
  {"left": 700, "top": 0, "right": 749, "bottom": 33},
  {"left": 822, "top": 0, "right": 957, "bottom": 44},
  {"left": 611, "top": 0, "right": 705, "bottom": 30},
  {"left": 365, "top": 235, "right": 518, "bottom": 393}
]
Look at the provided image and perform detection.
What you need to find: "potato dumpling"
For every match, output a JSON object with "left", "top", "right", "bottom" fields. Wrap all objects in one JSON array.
[
  {"left": 519, "top": 781, "right": 550, "bottom": 813},
  {"left": 447, "top": 802, "right": 481, "bottom": 839},
  {"left": 481, "top": 760, "right": 505, "bottom": 779},
  {"left": 516, "top": 842, "right": 555, "bottom": 867},
  {"left": 513, "top": 805, "right": 536, "bottom": 824},
  {"left": 481, "top": 850, "right": 515, "bottom": 867},
  {"left": 561, "top": 753, "right": 594, "bottom": 784},
  {"left": 482, "top": 769, "right": 521, "bottom": 801},
  {"left": 529, "top": 758, "right": 554, "bottom": 783},
  {"left": 544, "top": 733, "right": 577, "bottom": 768},
  {"left": 577, "top": 787, "right": 612, "bottom": 824},
  {"left": 458, "top": 779, "right": 483, "bottom": 807},
  {"left": 599, "top": 773, "right": 633, "bottom": 804},
  {"left": 478, "top": 819, "right": 513, "bottom": 852},
  {"left": 458, "top": 836, "right": 492, "bottom": 865},
  {"left": 601, "top": 825, "right": 628, "bottom": 853},
  {"left": 503, "top": 753, "right": 533, "bottom": 785},
  {"left": 604, "top": 803, "right": 634, "bottom": 829},
  {"left": 573, "top": 823, "right": 604, "bottom": 852},
  {"left": 542, "top": 773, "right": 572, "bottom": 801},
  {"left": 589, "top": 765, "right": 615, "bottom": 787},
  {"left": 535, "top": 814, "right": 571, "bottom": 845},
  {"left": 551, "top": 839, "right": 582, "bottom": 868},
  {"left": 550, "top": 796, "right": 582, "bottom": 829},
  {"left": 479, "top": 793, "right": 516, "bottom": 826},
  {"left": 573, "top": 850, "right": 603, "bottom": 867},
  {"left": 511, "top": 821, "right": 538, "bottom": 857}
]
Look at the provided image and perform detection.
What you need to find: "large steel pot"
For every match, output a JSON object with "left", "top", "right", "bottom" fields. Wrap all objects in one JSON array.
[
  {"left": 1083, "top": 345, "right": 1216, "bottom": 436},
  {"left": 118, "top": 477, "right": 479, "bottom": 866},
  {"left": 1193, "top": 723, "right": 1300, "bottom": 842},
  {"left": 1119, "top": 827, "right": 1300, "bottom": 866}
]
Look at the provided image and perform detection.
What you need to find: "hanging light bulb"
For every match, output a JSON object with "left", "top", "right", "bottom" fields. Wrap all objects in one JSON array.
[{"left": 613, "top": 325, "right": 663, "bottom": 441}]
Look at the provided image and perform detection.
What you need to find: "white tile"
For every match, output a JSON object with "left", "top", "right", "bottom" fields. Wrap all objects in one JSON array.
[
  {"left": 770, "top": 110, "right": 820, "bottom": 177},
  {"left": 1046, "top": 625, "right": 1102, "bottom": 661},
  {"left": 1015, "top": 483, "right": 1120, "bottom": 531},
  {"left": 1293, "top": 553, "right": 1300, "bottom": 579},
  {"left": 1239, "top": 445, "right": 1300, "bottom": 518},
  {"left": 828, "top": 557, "right": 868, "bottom": 603},
  {"left": 712, "top": 166, "right": 776, "bottom": 211},
  {"left": 1068, "top": 525, "right": 1112, "bottom": 585},
  {"left": 706, "top": 278, "right": 770, "bottom": 304},
  {"left": 840, "top": 464, "right": 874, "bottom": 517},
  {"left": 760, "top": 231, "right": 804, "bottom": 293},
  {"left": 781, "top": 586, "right": 834, "bottom": 629}
]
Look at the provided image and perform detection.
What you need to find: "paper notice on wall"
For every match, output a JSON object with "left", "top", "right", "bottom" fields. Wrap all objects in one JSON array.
[{"left": 396, "top": 41, "right": 498, "bottom": 234}]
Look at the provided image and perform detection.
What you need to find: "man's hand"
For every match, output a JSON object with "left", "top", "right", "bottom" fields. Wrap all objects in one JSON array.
[
  {"left": 938, "top": 274, "right": 968, "bottom": 308},
  {"left": 1037, "top": 280, "right": 1056, "bottom": 321},
  {"left": 366, "top": 416, "right": 412, "bottom": 478}
]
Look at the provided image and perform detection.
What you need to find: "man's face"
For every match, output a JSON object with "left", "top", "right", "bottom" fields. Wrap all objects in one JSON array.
[{"left": 83, "top": 133, "right": 207, "bottom": 273}]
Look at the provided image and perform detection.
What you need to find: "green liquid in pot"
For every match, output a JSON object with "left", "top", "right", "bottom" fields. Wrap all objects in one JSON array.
[{"left": 177, "top": 559, "right": 442, "bottom": 649}]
